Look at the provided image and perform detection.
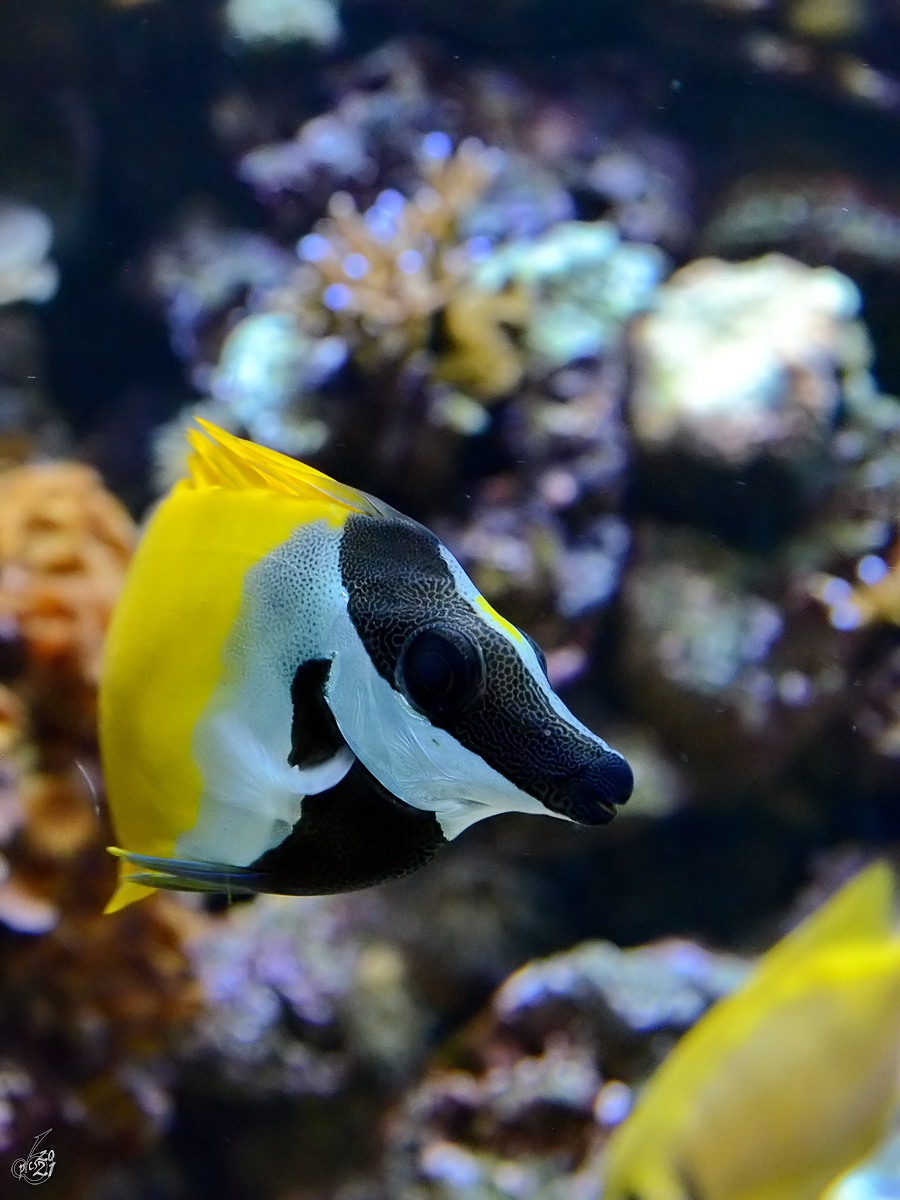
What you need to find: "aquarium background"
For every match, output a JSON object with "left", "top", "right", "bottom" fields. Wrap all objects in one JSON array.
[{"left": 1, "top": 0, "right": 900, "bottom": 1196}]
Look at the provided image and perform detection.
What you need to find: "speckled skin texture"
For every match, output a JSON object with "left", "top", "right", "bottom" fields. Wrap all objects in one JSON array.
[{"left": 339, "top": 514, "right": 632, "bottom": 823}]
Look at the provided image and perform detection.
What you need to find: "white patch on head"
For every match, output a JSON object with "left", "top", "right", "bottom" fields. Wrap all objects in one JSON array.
[{"left": 178, "top": 521, "right": 353, "bottom": 866}]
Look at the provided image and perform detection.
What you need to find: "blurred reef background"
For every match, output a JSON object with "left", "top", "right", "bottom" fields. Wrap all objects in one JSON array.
[{"left": 3, "top": 0, "right": 900, "bottom": 1196}]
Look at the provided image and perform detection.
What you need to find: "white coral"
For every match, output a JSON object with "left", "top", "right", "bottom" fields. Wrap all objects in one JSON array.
[
  {"left": 0, "top": 202, "right": 58, "bottom": 307},
  {"left": 224, "top": 0, "right": 340, "bottom": 46},
  {"left": 631, "top": 252, "right": 864, "bottom": 462}
]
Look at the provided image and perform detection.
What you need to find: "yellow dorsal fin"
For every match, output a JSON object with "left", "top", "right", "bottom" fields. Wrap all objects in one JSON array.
[
  {"left": 185, "top": 419, "right": 384, "bottom": 516},
  {"left": 758, "top": 862, "right": 896, "bottom": 980}
]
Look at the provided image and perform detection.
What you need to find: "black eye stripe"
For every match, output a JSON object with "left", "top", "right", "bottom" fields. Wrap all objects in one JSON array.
[{"left": 339, "top": 514, "right": 627, "bottom": 820}]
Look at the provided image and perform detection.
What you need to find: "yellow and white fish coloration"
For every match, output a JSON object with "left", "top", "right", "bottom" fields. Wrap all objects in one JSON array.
[
  {"left": 99, "top": 421, "right": 632, "bottom": 912},
  {"left": 603, "top": 862, "right": 900, "bottom": 1200}
]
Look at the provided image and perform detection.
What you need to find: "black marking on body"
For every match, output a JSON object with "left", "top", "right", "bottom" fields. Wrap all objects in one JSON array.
[
  {"left": 250, "top": 758, "right": 447, "bottom": 893},
  {"left": 289, "top": 658, "right": 346, "bottom": 768},
  {"left": 118, "top": 760, "right": 446, "bottom": 896},
  {"left": 338, "top": 514, "right": 632, "bottom": 823}
]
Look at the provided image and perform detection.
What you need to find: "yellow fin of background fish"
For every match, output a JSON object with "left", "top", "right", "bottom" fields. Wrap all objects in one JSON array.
[
  {"left": 603, "top": 862, "right": 900, "bottom": 1200},
  {"left": 101, "top": 420, "right": 382, "bottom": 914},
  {"left": 754, "top": 860, "right": 895, "bottom": 979}
]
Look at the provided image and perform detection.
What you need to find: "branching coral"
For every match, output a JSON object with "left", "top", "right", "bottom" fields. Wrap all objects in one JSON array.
[
  {"left": 152, "top": 136, "right": 519, "bottom": 469},
  {"left": 288, "top": 136, "right": 505, "bottom": 365},
  {"left": 154, "top": 41, "right": 687, "bottom": 481}
]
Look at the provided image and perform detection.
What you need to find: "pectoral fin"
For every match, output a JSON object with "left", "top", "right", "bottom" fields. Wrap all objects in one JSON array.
[{"left": 107, "top": 847, "right": 266, "bottom": 895}]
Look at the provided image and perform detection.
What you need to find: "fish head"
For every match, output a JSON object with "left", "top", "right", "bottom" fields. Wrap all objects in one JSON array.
[{"left": 327, "top": 511, "right": 633, "bottom": 839}]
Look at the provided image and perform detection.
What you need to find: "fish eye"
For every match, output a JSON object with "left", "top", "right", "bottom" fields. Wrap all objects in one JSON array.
[
  {"left": 523, "top": 631, "right": 548, "bottom": 678},
  {"left": 397, "top": 625, "right": 485, "bottom": 718}
]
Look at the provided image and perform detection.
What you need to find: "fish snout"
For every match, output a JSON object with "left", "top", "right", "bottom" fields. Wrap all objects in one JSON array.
[{"left": 550, "top": 751, "right": 634, "bottom": 825}]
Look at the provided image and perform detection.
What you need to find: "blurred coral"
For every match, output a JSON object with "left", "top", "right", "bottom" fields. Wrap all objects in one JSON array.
[
  {"left": 290, "top": 136, "right": 504, "bottom": 368},
  {"left": 145, "top": 214, "right": 295, "bottom": 365},
  {"left": 224, "top": 0, "right": 341, "bottom": 46},
  {"left": 620, "top": 527, "right": 857, "bottom": 785},
  {"left": 0, "top": 202, "right": 58, "bottom": 309},
  {"left": 493, "top": 938, "right": 748, "bottom": 1033},
  {"left": 704, "top": 177, "right": 900, "bottom": 270},
  {"left": 0, "top": 895, "right": 201, "bottom": 1186},
  {"left": 447, "top": 491, "right": 630, "bottom": 637},
  {"left": 148, "top": 40, "right": 690, "bottom": 506},
  {"left": 237, "top": 40, "right": 444, "bottom": 197},
  {"left": 585, "top": 132, "right": 693, "bottom": 250},
  {"left": 0, "top": 462, "right": 135, "bottom": 691},
  {"left": 0, "top": 458, "right": 200, "bottom": 1192},
  {"left": 381, "top": 937, "right": 747, "bottom": 1199},
  {"left": 184, "top": 891, "right": 431, "bottom": 1095},
  {"left": 630, "top": 254, "right": 864, "bottom": 464}
]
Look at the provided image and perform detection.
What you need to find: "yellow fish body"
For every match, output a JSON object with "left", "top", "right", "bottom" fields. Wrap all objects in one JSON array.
[
  {"left": 100, "top": 421, "right": 632, "bottom": 912},
  {"left": 603, "top": 862, "right": 900, "bottom": 1200}
]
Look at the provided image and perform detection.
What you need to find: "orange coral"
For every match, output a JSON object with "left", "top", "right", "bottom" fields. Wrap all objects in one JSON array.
[
  {"left": 0, "top": 460, "right": 201, "bottom": 1188},
  {"left": 0, "top": 463, "right": 135, "bottom": 686},
  {"left": 0, "top": 459, "right": 137, "bottom": 915},
  {"left": 0, "top": 680, "right": 24, "bottom": 758}
]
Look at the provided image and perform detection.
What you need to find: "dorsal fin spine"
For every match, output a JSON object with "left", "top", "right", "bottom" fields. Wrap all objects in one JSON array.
[{"left": 183, "top": 419, "right": 379, "bottom": 515}]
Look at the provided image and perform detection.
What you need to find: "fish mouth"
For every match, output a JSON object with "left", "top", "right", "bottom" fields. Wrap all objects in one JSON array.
[{"left": 547, "top": 752, "right": 634, "bottom": 825}]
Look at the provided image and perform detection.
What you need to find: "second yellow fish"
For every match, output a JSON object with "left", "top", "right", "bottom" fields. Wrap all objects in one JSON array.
[{"left": 603, "top": 861, "right": 900, "bottom": 1200}]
